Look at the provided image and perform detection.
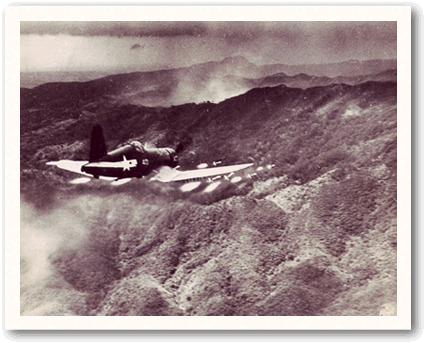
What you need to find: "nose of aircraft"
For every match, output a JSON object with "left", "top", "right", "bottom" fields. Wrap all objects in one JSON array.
[{"left": 167, "top": 148, "right": 179, "bottom": 168}]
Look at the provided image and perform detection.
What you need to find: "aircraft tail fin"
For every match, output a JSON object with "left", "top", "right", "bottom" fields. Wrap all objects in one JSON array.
[{"left": 89, "top": 125, "right": 107, "bottom": 162}]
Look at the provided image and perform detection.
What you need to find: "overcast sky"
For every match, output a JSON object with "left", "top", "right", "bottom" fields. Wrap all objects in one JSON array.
[{"left": 21, "top": 21, "right": 397, "bottom": 72}]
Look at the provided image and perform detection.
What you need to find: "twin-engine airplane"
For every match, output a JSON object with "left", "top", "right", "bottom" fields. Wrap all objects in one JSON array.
[{"left": 46, "top": 125, "right": 253, "bottom": 185}]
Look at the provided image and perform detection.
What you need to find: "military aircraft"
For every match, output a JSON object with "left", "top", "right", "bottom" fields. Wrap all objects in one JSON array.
[{"left": 46, "top": 125, "right": 253, "bottom": 185}]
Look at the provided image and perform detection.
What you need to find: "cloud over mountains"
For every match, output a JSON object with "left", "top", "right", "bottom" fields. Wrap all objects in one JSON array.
[{"left": 21, "top": 22, "right": 397, "bottom": 72}]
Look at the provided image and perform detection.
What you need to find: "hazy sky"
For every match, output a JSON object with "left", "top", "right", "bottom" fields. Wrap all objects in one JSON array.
[{"left": 21, "top": 21, "right": 397, "bottom": 72}]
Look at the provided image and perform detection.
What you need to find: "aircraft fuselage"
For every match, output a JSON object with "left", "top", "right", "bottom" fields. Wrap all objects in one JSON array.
[{"left": 81, "top": 141, "right": 178, "bottom": 179}]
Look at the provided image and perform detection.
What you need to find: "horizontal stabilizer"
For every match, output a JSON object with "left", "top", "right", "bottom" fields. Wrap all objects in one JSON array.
[
  {"left": 47, "top": 160, "right": 123, "bottom": 181},
  {"left": 46, "top": 160, "right": 90, "bottom": 176}
]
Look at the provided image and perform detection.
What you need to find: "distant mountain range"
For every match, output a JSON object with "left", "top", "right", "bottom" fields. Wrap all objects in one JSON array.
[{"left": 21, "top": 57, "right": 396, "bottom": 108}]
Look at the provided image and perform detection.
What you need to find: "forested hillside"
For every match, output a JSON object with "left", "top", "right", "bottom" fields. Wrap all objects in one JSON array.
[{"left": 20, "top": 78, "right": 397, "bottom": 316}]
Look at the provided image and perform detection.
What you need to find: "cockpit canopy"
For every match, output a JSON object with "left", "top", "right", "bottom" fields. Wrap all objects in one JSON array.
[{"left": 130, "top": 141, "right": 145, "bottom": 153}]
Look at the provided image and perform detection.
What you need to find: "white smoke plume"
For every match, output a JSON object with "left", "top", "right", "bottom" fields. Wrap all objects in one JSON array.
[{"left": 20, "top": 200, "right": 90, "bottom": 315}]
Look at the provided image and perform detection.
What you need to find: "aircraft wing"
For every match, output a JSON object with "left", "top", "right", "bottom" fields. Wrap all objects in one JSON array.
[{"left": 152, "top": 163, "right": 253, "bottom": 183}]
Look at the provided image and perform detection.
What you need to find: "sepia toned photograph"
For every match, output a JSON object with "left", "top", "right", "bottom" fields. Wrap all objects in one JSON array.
[{"left": 5, "top": 5, "right": 412, "bottom": 331}]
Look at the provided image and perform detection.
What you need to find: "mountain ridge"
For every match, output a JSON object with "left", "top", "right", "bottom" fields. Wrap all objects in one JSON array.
[
  {"left": 21, "top": 57, "right": 397, "bottom": 109},
  {"left": 21, "top": 56, "right": 396, "bottom": 93}
]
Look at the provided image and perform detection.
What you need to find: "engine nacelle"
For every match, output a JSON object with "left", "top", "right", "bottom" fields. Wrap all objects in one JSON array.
[{"left": 144, "top": 147, "right": 178, "bottom": 168}]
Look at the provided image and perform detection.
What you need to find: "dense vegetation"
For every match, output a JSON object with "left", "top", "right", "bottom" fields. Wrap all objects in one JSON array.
[{"left": 20, "top": 76, "right": 397, "bottom": 316}]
